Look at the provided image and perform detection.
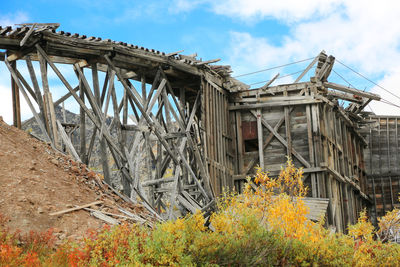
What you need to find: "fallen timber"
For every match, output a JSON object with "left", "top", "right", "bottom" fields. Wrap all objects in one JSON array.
[{"left": 0, "top": 24, "right": 383, "bottom": 231}]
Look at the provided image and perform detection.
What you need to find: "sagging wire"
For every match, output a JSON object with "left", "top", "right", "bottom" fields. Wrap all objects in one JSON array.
[
  {"left": 336, "top": 59, "right": 400, "bottom": 101},
  {"left": 233, "top": 57, "right": 314, "bottom": 78},
  {"left": 249, "top": 67, "right": 316, "bottom": 87}
]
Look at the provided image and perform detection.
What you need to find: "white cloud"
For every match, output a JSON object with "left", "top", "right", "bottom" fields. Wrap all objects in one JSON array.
[
  {"left": 170, "top": 0, "right": 206, "bottom": 13},
  {"left": 209, "top": 0, "right": 342, "bottom": 23},
  {"left": 206, "top": 0, "right": 400, "bottom": 115},
  {"left": 0, "top": 11, "right": 29, "bottom": 26},
  {"left": 369, "top": 69, "right": 400, "bottom": 116}
]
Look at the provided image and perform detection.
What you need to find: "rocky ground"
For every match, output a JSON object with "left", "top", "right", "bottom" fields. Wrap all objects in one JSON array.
[{"left": 0, "top": 116, "right": 155, "bottom": 243}]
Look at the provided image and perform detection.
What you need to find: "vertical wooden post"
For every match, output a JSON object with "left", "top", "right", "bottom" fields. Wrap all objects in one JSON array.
[
  {"left": 79, "top": 74, "right": 87, "bottom": 164},
  {"left": 256, "top": 108, "right": 264, "bottom": 169},
  {"left": 26, "top": 56, "right": 46, "bottom": 126},
  {"left": 10, "top": 61, "right": 21, "bottom": 128},
  {"left": 306, "top": 97, "right": 317, "bottom": 197},
  {"left": 92, "top": 63, "right": 111, "bottom": 185},
  {"left": 284, "top": 90, "right": 292, "bottom": 158}
]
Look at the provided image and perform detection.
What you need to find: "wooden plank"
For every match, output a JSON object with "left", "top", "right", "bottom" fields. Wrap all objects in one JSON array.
[
  {"left": 10, "top": 61, "right": 21, "bottom": 129},
  {"left": 19, "top": 23, "right": 37, "bottom": 47},
  {"left": 47, "top": 92, "right": 60, "bottom": 149},
  {"left": 256, "top": 109, "right": 264, "bottom": 169},
  {"left": 323, "top": 82, "right": 380, "bottom": 101},
  {"left": 25, "top": 56, "right": 46, "bottom": 124},
  {"left": 92, "top": 63, "right": 111, "bottom": 185},
  {"left": 79, "top": 75, "right": 87, "bottom": 163},
  {"left": 5, "top": 59, "right": 51, "bottom": 142},
  {"left": 50, "top": 201, "right": 103, "bottom": 216},
  {"left": 306, "top": 100, "right": 317, "bottom": 197},
  {"left": 229, "top": 98, "right": 321, "bottom": 111},
  {"left": 295, "top": 54, "right": 319, "bottom": 82},
  {"left": 283, "top": 90, "right": 292, "bottom": 158},
  {"left": 39, "top": 54, "right": 54, "bottom": 141},
  {"left": 57, "top": 120, "right": 81, "bottom": 162},
  {"left": 14, "top": 68, "right": 37, "bottom": 103}
]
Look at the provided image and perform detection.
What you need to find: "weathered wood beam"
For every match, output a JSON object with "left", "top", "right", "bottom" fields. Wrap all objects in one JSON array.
[
  {"left": 327, "top": 91, "right": 364, "bottom": 104},
  {"left": 229, "top": 97, "right": 321, "bottom": 111},
  {"left": 294, "top": 53, "right": 320, "bottom": 83},
  {"left": 92, "top": 63, "right": 111, "bottom": 185},
  {"left": 10, "top": 61, "right": 21, "bottom": 128},
  {"left": 35, "top": 44, "right": 125, "bottom": 160},
  {"left": 57, "top": 120, "right": 81, "bottom": 162},
  {"left": 5, "top": 59, "right": 50, "bottom": 142},
  {"left": 256, "top": 109, "right": 264, "bottom": 169},
  {"left": 25, "top": 56, "right": 46, "bottom": 123},
  {"left": 323, "top": 82, "right": 380, "bottom": 101}
]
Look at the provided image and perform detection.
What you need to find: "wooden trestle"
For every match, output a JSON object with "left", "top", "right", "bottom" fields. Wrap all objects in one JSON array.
[{"left": 0, "top": 24, "right": 385, "bottom": 230}]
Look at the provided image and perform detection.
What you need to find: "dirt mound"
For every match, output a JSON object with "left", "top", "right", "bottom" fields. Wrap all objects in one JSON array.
[{"left": 0, "top": 116, "right": 154, "bottom": 242}]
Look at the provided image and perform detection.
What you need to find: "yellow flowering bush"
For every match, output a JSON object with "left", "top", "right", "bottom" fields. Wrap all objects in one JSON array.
[{"left": 2, "top": 159, "right": 400, "bottom": 266}]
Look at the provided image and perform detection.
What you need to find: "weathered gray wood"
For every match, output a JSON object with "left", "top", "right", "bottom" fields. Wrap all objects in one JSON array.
[
  {"left": 256, "top": 109, "right": 264, "bottom": 169},
  {"left": 10, "top": 61, "right": 21, "bottom": 129},
  {"left": 25, "top": 56, "right": 46, "bottom": 124},
  {"left": 14, "top": 68, "right": 37, "bottom": 102},
  {"left": 38, "top": 49, "right": 52, "bottom": 138},
  {"left": 229, "top": 98, "right": 321, "bottom": 111},
  {"left": 50, "top": 200, "right": 103, "bottom": 216},
  {"left": 260, "top": 73, "right": 279, "bottom": 91},
  {"left": 249, "top": 110, "right": 311, "bottom": 168},
  {"left": 283, "top": 90, "right": 292, "bottom": 158},
  {"left": 90, "top": 210, "right": 120, "bottom": 225},
  {"left": 324, "top": 82, "right": 380, "bottom": 101},
  {"left": 47, "top": 92, "right": 60, "bottom": 148},
  {"left": 5, "top": 59, "right": 51, "bottom": 142},
  {"left": 57, "top": 120, "right": 81, "bottom": 162},
  {"left": 91, "top": 63, "right": 111, "bottom": 185},
  {"left": 19, "top": 23, "right": 37, "bottom": 47},
  {"left": 295, "top": 54, "right": 320, "bottom": 83},
  {"left": 36, "top": 44, "right": 125, "bottom": 160}
]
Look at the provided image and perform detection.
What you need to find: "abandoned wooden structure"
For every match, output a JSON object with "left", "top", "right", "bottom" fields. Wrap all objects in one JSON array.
[
  {"left": 362, "top": 115, "right": 400, "bottom": 219},
  {"left": 0, "top": 24, "right": 383, "bottom": 230}
]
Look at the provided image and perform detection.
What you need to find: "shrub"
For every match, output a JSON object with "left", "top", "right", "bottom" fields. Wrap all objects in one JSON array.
[{"left": 1, "top": 159, "right": 400, "bottom": 266}]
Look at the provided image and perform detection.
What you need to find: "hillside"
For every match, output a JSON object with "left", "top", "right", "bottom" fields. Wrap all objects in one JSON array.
[{"left": 0, "top": 116, "right": 154, "bottom": 243}]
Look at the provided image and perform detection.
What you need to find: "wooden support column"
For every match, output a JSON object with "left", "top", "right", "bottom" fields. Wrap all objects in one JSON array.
[
  {"left": 92, "top": 63, "right": 111, "bottom": 185},
  {"left": 38, "top": 50, "right": 52, "bottom": 139},
  {"left": 4, "top": 59, "right": 50, "bottom": 142},
  {"left": 306, "top": 98, "right": 317, "bottom": 197},
  {"left": 284, "top": 90, "right": 292, "bottom": 158},
  {"left": 256, "top": 108, "right": 264, "bottom": 169},
  {"left": 142, "top": 74, "right": 154, "bottom": 206},
  {"left": 10, "top": 61, "right": 21, "bottom": 128},
  {"left": 79, "top": 74, "right": 87, "bottom": 163},
  {"left": 26, "top": 56, "right": 46, "bottom": 125}
]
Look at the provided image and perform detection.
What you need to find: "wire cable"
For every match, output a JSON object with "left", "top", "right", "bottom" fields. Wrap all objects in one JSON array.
[
  {"left": 336, "top": 59, "right": 400, "bottom": 101},
  {"left": 233, "top": 57, "right": 314, "bottom": 78},
  {"left": 248, "top": 68, "right": 313, "bottom": 86},
  {"left": 332, "top": 69, "right": 356, "bottom": 89},
  {"left": 380, "top": 98, "right": 400, "bottom": 109}
]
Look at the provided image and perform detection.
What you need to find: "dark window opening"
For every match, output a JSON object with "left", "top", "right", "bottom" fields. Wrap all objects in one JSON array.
[{"left": 244, "top": 139, "right": 258, "bottom": 152}]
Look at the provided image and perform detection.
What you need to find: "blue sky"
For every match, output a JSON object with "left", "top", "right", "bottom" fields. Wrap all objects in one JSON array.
[{"left": 1, "top": 0, "right": 400, "bottom": 123}]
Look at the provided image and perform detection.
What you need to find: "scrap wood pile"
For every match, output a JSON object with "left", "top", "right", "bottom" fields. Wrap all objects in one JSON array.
[
  {"left": 0, "top": 116, "right": 157, "bottom": 242},
  {"left": 377, "top": 209, "right": 400, "bottom": 243}
]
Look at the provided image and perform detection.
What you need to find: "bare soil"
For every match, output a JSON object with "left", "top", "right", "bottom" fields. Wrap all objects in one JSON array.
[{"left": 0, "top": 117, "right": 153, "bottom": 242}]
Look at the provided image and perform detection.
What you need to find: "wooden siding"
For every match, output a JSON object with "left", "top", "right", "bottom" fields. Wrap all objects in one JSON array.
[
  {"left": 202, "top": 78, "right": 234, "bottom": 196},
  {"left": 230, "top": 83, "right": 370, "bottom": 232},
  {"left": 364, "top": 116, "right": 400, "bottom": 218}
]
